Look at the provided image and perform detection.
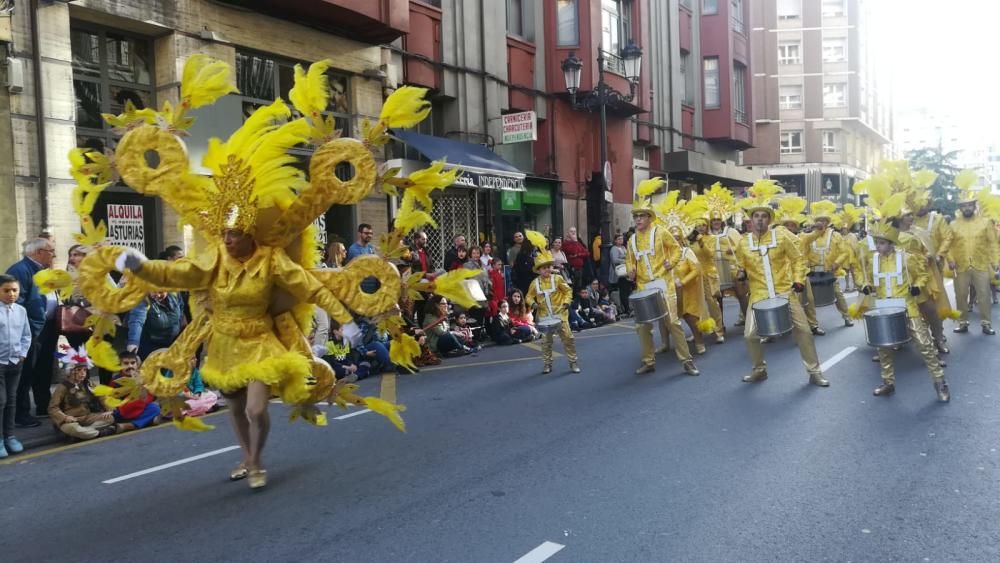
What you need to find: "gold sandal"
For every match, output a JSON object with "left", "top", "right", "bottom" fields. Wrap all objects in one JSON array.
[
  {"left": 229, "top": 463, "right": 249, "bottom": 481},
  {"left": 248, "top": 468, "right": 268, "bottom": 490}
]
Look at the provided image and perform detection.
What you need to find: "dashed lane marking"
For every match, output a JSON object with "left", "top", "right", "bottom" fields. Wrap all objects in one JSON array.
[
  {"left": 103, "top": 446, "right": 241, "bottom": 484},
  {"left": 820, "top": 346, "right": 857, "bottom": 372},
  {"left": 513, "top": 541, "right": 566, "bottom": 563}
]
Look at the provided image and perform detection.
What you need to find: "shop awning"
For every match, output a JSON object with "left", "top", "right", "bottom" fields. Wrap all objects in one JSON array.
[{"left": 389, "top": 130, "right": 526, "bottom": 191}]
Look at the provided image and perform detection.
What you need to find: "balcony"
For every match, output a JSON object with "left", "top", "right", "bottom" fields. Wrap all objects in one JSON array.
[{"left": 218, "top": 0, "right": 409, "bottom": 44}]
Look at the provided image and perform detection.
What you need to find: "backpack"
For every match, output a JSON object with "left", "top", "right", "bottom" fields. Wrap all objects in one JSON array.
[{"left": 144, "top": 296, "right": 180, "bottom": 342}]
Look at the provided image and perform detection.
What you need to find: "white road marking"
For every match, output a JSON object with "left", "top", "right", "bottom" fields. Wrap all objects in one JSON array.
[
  {"left": 820, "top": 346, "right": 857, "bottom": 372},
  {"left": 513, "top": 541, "right": 566, "bottom": 563},
  {"left": 334, "top": 408, "right": 371, "bottom": 420},
  {"left": 103, "top": 446, "right": 241, "bottom": 484}
]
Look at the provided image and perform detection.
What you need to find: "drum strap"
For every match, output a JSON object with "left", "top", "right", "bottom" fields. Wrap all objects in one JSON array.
[
  {"left": 747, "top": 230, "right": 779, "bottom": 298},
  {"left": 811, "top": 228, "right": 834, "bottom": 269},
  {"left": 630, "top": 227, "right": 658, "bottom": 280},
  {"left": 872, "top": 250, "right": 905, "bottom": 294},
  {"left": 535, "top": 277, "right": 557, "bottom": 317},
  {"left": 866, "top": 235, "right": 876, "bottom": 252}
]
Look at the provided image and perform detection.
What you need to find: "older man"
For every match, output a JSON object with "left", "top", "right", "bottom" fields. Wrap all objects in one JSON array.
[{"left": 6, "top": 238, "right": 56, "bottom": 427}]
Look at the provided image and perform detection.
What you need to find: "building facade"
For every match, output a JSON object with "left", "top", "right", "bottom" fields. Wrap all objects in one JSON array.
[
  {"left": 0, "top": 0, "right": 403, "bottom": 268},
  {"left": 742, "top": 0, "right": 892, "bottom": 203}
]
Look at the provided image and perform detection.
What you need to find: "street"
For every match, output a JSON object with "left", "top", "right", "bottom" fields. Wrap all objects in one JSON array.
[{"left": 3, "top": 294, "right": 1000, "bottom": 562}]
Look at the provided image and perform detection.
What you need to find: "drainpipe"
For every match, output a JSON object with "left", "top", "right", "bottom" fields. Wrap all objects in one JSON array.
[
  {"left": 479, "top": 0, "right": 491, "bottom": 240},
  {"left": 665, "top": 0, "right": 675, "bottom": 153},
  {"left": 30, "top": 0, "right": 48, "bottom": 230}
]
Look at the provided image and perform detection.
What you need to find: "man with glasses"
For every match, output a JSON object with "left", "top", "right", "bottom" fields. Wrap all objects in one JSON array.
[
  {"left": 6, "top": 238, "right": 56, "bottom": 427},
  {"left": 346, "top": 223, "right": 376, "bottom": 264}
]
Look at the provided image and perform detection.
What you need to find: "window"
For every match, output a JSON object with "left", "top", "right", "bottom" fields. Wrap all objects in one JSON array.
[
  {"left": 71, "top": 26, "right": 153, "bottom": 153},
  {"left": 556, "top": 0, "right": 578, "bottom": 46},
  {"left": 680, "top": 50, "right": 694, "bottom": 105},
  {"left": 730, "top": 0, "right": 744, "bottom": 33},
  {"left": 778, "top": 42, "right": 801, "bottom": 65},
  {"left": 780, "top": 131, "right": 803, "bottom": 154},
  {"left": 822, "top": 37, "right": 846, "bottom": 62},
  {"left": 777, "top": 0, "right": 800, "bottom": 19},
  {"left": 680, "top": 0, "right": 692, "bottom": 9},
  {"left": 702, "top": 0, "right": 717, "bottom": 14},
  {"left": 733, "top": 62, "right": 747, "bottom": 123},
  {"left": 507, "top": 0, "right": 523, "bottom": 37},
  {"left": 823, "top": 82, "right": 847, "bottom": 107},
  {"left": 778, "top": 84, "right": 802, "bottom": 109},
  {"left": 601, "top": 0, "right": 632, "bottom": 74},
  {"left": 704, "top": 57, "right": 720, "bottom": 108},
  {"left": 823, "top": 131, "right": 838, "bottom": 153},
  {"left": 822, "top": 0, "right": 844, "bottom": 17}
]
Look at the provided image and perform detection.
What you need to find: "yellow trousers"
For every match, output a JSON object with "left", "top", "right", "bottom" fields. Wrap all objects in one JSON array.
[
  {"left": 917, "top": 299, "right": 945, "bottom": 348},
  {"left": 801, "top": 278, "right": 819, "bottom": 329},
  {"left": 636, "top": 294, "right": 692, "bottom": 367},
  {"left": 745, "top": 294, "right": 822, "bottom": 376},
  {"left": 542, "top": 319, "right": 578, "bottom": 367},
  {"left": 876, "top": 316, "right": 944, "bottom": 383},
  {"left": 702, "top": 275, "right": 726, "bottom": 337},
  {"left": 955, "top": 269, "right": 993, "bottom": 327}
]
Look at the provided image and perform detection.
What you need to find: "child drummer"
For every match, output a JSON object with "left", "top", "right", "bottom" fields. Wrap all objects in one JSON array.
[
  {"left": 864, "top": 218, "right": 950, "bottom": 402},
  {"left": 524, "top": 231, "right": 581, "bottom": 374}
]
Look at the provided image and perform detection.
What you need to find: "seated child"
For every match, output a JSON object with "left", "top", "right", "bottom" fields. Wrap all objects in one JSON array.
[
  {"left": 323, "top": 324, "right": 369, "bottom": 381},
  {"left": 452, "top": 312, "right": 481, "bottom": 351},
  {"left": 110, "top": 351, "right": 162, "bottom": 432},
  {"left": 48, "top": 347, "right": 116, "bottom": 440}
]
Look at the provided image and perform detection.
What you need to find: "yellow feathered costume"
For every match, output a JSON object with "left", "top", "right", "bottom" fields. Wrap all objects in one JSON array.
[{"left": 64, "top": 56, "right": 472, "bottom": 431}]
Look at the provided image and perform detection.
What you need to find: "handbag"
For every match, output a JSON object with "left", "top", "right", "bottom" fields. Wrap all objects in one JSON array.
[
  {"left": 57, "top": 305, "right": 92, "bottom": 335},
  {"left": 614, "top": 264, "right": 628, "bottom": 278}
]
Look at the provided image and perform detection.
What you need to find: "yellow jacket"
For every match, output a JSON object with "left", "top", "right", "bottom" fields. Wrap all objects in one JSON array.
[
  {"left": 691, "top": 235, "right": 718, "bottom": 277},
  {"left": 896, "top": 232, "right": 930, "bottom": 305},
  {"left": 912, "top": 212, "right": 953, "bottom": 259},
  {"left": 525, "top": 273, "right": 573, "bottom": 321},
  {"left": 801, "top": 227, "right": 848, "bottom": 271},
  {"left": 855, "top": 235, "right": 877, "bottom": 286},
  {"left": 674, "top": 247, "right": 708, "bottom": 320},
  {"left": 870, "top": 249, "right": 929, "bottom": 318},
  {"left": 735, "top": 228, "right": 808, "bottom": 304},
  {"left": 948, "top": 215, "right": 999, "bottom": 272},
  {"left": 626, "top": 226, "right": 682, "bottom": 292}
]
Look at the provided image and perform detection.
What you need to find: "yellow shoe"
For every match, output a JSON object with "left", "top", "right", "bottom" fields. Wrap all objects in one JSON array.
[
  {"left": 248, "top": 468, "right": 268, "bottom": 490},
  {"left": 229, "top": 463, "right": 248, "bottom": 481},
  {"left": 695, "top": 344, "right": 707, "bottom": 355},
  {"left": 635, "top": 363, "right": 656, "bottom": 375}
]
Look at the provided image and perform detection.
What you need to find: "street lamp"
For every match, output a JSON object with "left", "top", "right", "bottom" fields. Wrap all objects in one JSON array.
[{"left": 561, "top": 41, "right": 643, "bottom": 286}]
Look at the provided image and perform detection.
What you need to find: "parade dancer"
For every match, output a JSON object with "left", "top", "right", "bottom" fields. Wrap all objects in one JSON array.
[
  {"left": 775, "top": 196, "right": 823, "bottom": 335},
  {"left": 802, "top": 200, "right": 854, "bottom": 328},
  {"left": 948, "top": 170, "right": 999, "bottom": 335},
  {"left": 524, "top": 232, "right": 580, "bottom": 375}
]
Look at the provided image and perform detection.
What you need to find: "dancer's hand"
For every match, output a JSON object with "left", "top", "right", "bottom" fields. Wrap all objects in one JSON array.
[
  {"left": 115, "top": 248, "right": 147, "bottom": 273},
  {"left": 792, "top": 282, "right": 805, "bottom": 293}
]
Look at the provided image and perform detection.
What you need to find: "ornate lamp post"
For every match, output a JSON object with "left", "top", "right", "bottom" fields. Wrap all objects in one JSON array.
[{"left": 561, "top": 41, "right": 642, "bottom": 285}]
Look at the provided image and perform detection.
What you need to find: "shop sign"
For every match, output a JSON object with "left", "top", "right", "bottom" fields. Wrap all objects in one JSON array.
[
  {"left": 454, "top": 171, "right": 526, "bottom": 191},
  {"left": 106, "top": 204, "right": 145, "bottom": 254},
  {"left": 501, "top": 191, "right": 522, "bottom": 211},
  {"left": 501, "top": 111, "right": 537, "bottom": 144}
]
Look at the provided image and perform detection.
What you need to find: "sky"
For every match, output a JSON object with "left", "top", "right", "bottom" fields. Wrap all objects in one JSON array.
[{"left": 872, "top": 0, "right": 1000, "bottom": 144}]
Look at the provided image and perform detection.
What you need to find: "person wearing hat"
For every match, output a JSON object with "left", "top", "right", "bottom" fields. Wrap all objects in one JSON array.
[
  {"left": 896, "top": 206, "right": 952, "bottom": 356},
  {"left": 661, "top": 193, "right": 717, "bottom": 354},
  {"left": 47, "top": 346, "right": 117, "bottom": 440},
  {"left": 801, "top": 200, "right": 854, "bottom": 328},
  {"left": 734, "top": 181, "right": 828, "bottom": 387},
  {"left": 700, "top": 183, "right": 748, "bottom": 328},
  {"left": 863, "top": 219, "right": 951, "bottom": 402},
  {"left": 948, "top": 170, "right": 999, "bottom": 335},
  {"left": 776, "top": 196, "right": 823, "bottom": 335},
  {"left": 625, "top": 187, "right": 700, "bottom": 376},
  {"left": 523, "top": 231, "right": 580, "bottom": 375}
]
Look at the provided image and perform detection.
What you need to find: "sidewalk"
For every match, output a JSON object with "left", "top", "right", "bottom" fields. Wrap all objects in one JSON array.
[{"left": 11, "top": 415, "right": 64, "bottom": 451}]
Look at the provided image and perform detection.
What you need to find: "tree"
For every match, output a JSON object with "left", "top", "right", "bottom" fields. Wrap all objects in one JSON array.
[{"left": 906, "top": 146, "right": 962, "bottom": 216}]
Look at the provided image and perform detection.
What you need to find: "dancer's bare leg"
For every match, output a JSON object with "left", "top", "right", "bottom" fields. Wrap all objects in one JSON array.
[
  {"left": 245, "top": 381, "right": 271, "bottom": 470},
  {"left": 226, "top": 388, "right": 250, "bottom": 465}
]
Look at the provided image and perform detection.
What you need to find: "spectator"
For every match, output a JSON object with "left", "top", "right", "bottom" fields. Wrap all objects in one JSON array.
[
  {"left": 450, "top": 246, "right": 469, "bottom": 271},
  {"left": 109, "top": 351, "right": 161, "bottom": 432},
  {"left": 409, "top": 231, "right": 431, "bottom": 274},
  {"left": 6, "top": 237, "right": 56, "bottom": 428},
  {"left": 588, "top": 279, "right": 616, "bottom": 323},
  {"left": 443, "top": 234, "right": 467, "bottom": 271},
  {"left": 422, "top": 297, "right": 472, "bottom": 357},
  {"left": 322, "top": 325, "right": 367, "bottom": 382},
  {"left": 325, "top": 241, "right": 347, "bottom": 269},
  {"left": 562, "top": 227, "right": 589, "bottom": 286},
  {"left": 609, "top": 233, "right": 631, "bottom": 317},
  {"left": 512, "top": 237, "right": 537, "bottom": 295},
  {"left": 486, "top": 257, "right": 507, "bottom": 318},
  {"left": 598, "top": 285, "right": 619, "bottom": 321},
  {"left": 158, "top": 245, "right": 184, "bottom": 261},
  {"left": 65, "top": 244, "right": 90, "bottom": 306},
  {"left": 506, "top": 232, "right": 524, "bottom": 265},
  {"left": 48, "top": 347, "right": 116, "bottom": 440},
  {"left": 480, "top": 242, "right": 495, "bottom": 269},
  {"left": 398, "top": 294, "right": 440, "bottom": 367},
  {"left": 157, "top": 246, "right": 191, "bottom": 322},
  {"left": 345, "top": 224, "right": 375, "bottom": 264},
  {"left": 354, "top": 319, "right": 395, "bottom": 375},
  {"left": 464, "top": 247, "right": 492, "bottom": 298},
  {"left": 550, "top": 237, "right": 569, "bottom": 272},
  {"left": 490, "top": 300, "right": 532, "bottom": 344},
  {"left": 181, "top": 366, "right": 218, "bottom": 417},
  {"left": 0, "top": 275, "right": 31, "bottom": 457},
  {"left": 508, "top": 289, "right": 539, "bottom": 339},
  {"left": 452, "top": 312, "right": 478, "bottom": 349},
  {"left": 572, "top": 286, "right": 608, "bottom": 327},
  {"left": 127, "top": 291, "right": 184, "bottom": 359}
]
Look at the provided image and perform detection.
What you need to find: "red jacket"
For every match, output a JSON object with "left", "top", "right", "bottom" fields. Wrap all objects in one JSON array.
[
  {"left": 487, "top": 268, "right": 506, "bottom": 316},
  {"left": 563, "top": 238, "right": 589, "bottom": 270}
]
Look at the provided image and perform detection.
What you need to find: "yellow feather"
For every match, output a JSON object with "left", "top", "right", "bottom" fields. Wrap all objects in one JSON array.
[
  {"left": 696, "top": 318, "right": 716, "bottom": 334},
  {"left": 173, "top": 416, "right": 215, "bottom": 432},
  {"left": 102, "top": 396, "right": 125, "bottom": 408},
  {"left": 524, "top": 229, "right": 548, "bottom": 250},
  {"left": 181, "top": 54, "right": 238, "bottom": 109},
  {"left": 380, "top": 86, "right": 432, "bottom": 129},
  {"left": 778, "top": 196, "right": 807, "bottom": 215},
  {"left": 394, "top": 193, "right": 438, "bottom": 233},
  {"left": 635, "top": 177, "right": 666, "bottom": 198},
  {"left": 33, "top": 269, "right": 73, "bottom": 300},
  {"left": 288, "top": 59, "right": 331, "bottom": 119},
  {"left": 938, "top": 307, "right": 961, "bottom": 321},
  {"left": 852, "top": 179, "right": 870, "bottom": 195},
  {"left": 810, "top": 200, "right": 837, "bottom": 218},
  {"left": 428, "top": 268, "right": 482, "bottom": 309},
  {"left": 86, "top": 339, "right": 121, "bottom": 372},
  {"left": 93, "top": 384, "right": 114, "bottom": 397},
  {"left": 362, "top": 396, "right": 407, "bottom": 432},
  {"left": 389, "top": 333, "right": 421, "bottom": 371},
  {"left": 74, "top": 217, "right": 108, "bottom": 247},
  {"left": 954, "top": 169, "right": 978, "bottom": 191},
  {"left": 749, "top": 179, "right": 782, "bottom": 200},
  {"left": 912, "top": 169, "right": 938, "bottom": 189},
  {"left": 406, "top": 160, "right": 461, "bottom": 208},
  {"left": 879, "top": 192, "right": 908, "bottom": 220}
]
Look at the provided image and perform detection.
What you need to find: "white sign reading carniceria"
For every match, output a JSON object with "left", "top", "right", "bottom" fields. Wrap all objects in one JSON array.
[{"left": 501, "top": 111, "right": 537, "bottom": 144}]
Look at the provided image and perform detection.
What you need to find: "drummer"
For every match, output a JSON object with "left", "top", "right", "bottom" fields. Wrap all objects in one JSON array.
[
  {"left": 691, "top": 182, "right": 739, "bottom": 340},
  {"left": 776, "top": 196, "right": 823, "bottom": 336},
  {"left": 863, "top": 218, "right": 950, "bottom": 402},
  {"left": 523, "top": 231, "right": 580, "bottom": 375},
  {"left": 626, "top": 197, "right": 700, "bottom": 376},
  {"left": 801, "top": 200, "right": 854, "bottom": 328},
  {"left": 734, "top": 180, "right": 829, "bottom": 387}
]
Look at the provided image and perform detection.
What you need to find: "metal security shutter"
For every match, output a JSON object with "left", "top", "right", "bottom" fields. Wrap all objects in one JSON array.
[{"left": 426, "top": 189, "right": 479, "bottom": 270}]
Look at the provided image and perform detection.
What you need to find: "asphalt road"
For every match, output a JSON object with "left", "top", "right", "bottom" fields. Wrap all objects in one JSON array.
[{"left": 3, "top": 290, "right": 1000, "bottom": 562}]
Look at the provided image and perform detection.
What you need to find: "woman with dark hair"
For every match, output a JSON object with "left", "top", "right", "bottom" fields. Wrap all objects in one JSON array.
[
  {"left": 507, "top": 289, "right": 538, "bottom": 340},
  {"left": 512, "top": 238, "right": 537, "bottom": 295},
  {"left": 421, "top": 296, "right": 471, "bottom": 357}
]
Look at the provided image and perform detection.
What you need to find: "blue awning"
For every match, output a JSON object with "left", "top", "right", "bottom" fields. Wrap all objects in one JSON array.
[{"left": 390, "top": 129, "right": 526, "bottom": 191}]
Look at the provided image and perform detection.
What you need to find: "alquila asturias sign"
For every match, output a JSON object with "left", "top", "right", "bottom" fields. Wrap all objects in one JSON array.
[{"left": 106, "top": 204, "right": 146, "bottom": 254}]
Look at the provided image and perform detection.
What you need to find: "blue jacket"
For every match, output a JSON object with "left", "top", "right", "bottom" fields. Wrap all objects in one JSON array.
[
  {"left": 127, "top": 293, "right": 184, "bottom": 348},
  {"left": 6, "top": 257, "right": 47, "bottom": 338}
]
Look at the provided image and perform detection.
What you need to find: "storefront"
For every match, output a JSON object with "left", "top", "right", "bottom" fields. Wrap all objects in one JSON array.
[{"left": 388, "top": 130, "right": 542, "bottom": 269}]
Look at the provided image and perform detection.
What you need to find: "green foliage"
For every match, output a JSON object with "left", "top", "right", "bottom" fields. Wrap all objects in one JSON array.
[{"left": 906, "top": 146, "right": 961, "bottom": 216}]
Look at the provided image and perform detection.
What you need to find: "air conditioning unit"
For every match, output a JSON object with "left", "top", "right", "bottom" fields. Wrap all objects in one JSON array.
[{"left": 6, "top": 56, "right": 24, "bottom": 94}]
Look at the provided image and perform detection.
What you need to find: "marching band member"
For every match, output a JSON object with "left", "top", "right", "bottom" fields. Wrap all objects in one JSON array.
[
  {"left": 735, "top": 181, "right": 828, "bottom": 387},
  {"left": 775, "top": 196, "right": 823, "bottom": 335},
  {"left": 948, "top": 170, "right": 999, "bottom": 335},
  {"left": 837, "top": 204, "right": 863, "bottom": 292},
  {"left": 801, "top": 200, "right": 854, "bottom": 328},
  {"left": 524, "top": 231, "right": 580, "bottom": 375},
  {"left": 705, "top": 185, "right": 749, "bottom": 328},
  {"left": 689, "top": 183, "right": 737, "bottom": 342},
  {"left": 626, "top": 180, "right": 700, "bottom": 376}
]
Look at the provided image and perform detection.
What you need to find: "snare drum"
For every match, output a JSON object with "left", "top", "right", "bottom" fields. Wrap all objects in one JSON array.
[
  {"left": 863, "top": 307, "right": 910, "bottom": 348},
  {"left": 536, "top": 316, "right": 563, "bottom": 336},
  {"left": 752, "top": 297, "right": 792, "bottom": 337},
  {"left": 629, "top": 288, "right": 668, "bottom": 324}
]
